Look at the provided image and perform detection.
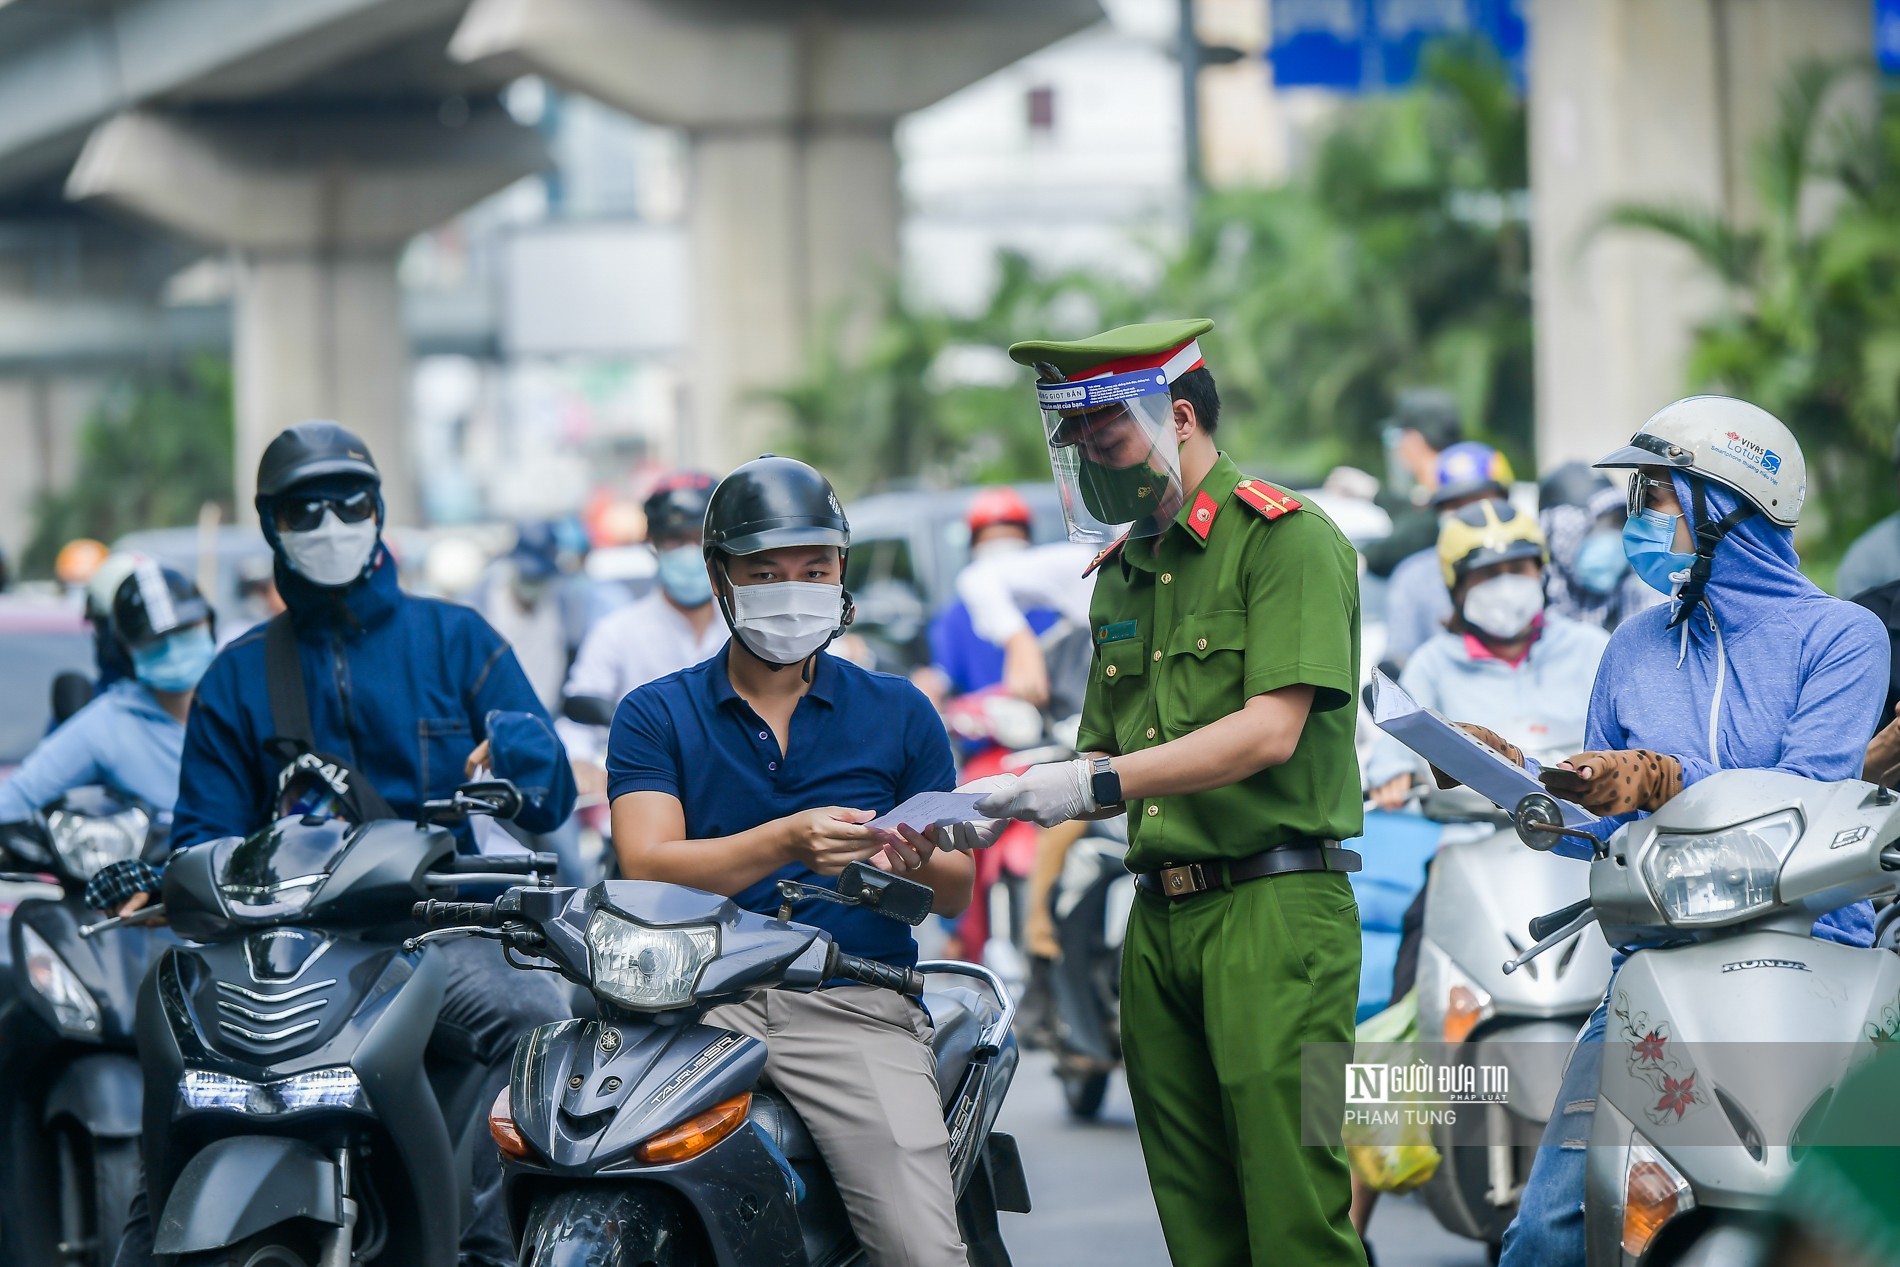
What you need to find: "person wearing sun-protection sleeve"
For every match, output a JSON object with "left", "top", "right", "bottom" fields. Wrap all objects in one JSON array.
[
  {"left": 1434, "top": 397, "right": 1887, "bottom": 1267},
  {"left": 98, "top": 420, "right": 575, "bottom": 1267}
]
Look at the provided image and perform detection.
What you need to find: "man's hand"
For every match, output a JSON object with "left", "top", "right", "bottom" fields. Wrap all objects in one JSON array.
[
  {"left": 571, "top": 759, "right": 608, "bottom": 800},
  {"left": 875, "top": 825, "right": 940, "bottom": 874},
  {"left": 974, "top": 759, "right": 1095, "bottom": 828},
  {"left": 84, "top": 857, "right": 163, "bottom": 918},
  {"left": 1866, "top": 702, "right": 1900, "bottom": 787},
  {"left": 1002, "top": 629, "right": 1051, "bottom": 708},
  {"left": 781, "top": 807, "right": 885, "bottom": 876},
  {"left": 1369, "top": 773, "right": 1414, "bottom": 811},
  {"left": 464, "top": 740, "right": 491, "bottom": 780},
  {"left": 1540, "top": 750, "right": 1683, "bottom": 816}
]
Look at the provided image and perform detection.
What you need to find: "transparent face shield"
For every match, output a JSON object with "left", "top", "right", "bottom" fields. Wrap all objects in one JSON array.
[{"left": 1038, "top": 368, "right": 1185, "bottom": 546}]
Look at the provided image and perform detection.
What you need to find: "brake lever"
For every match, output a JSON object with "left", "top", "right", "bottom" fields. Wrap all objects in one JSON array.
[
  {"left": 1501, "top": 906, "right": 1599, "bottom": 976},
  {"left": 776, "top": 879, "right": 862, "bottom": 922},
  {"left": 79, "top": 904, "right": 167, "bottom": 939}
]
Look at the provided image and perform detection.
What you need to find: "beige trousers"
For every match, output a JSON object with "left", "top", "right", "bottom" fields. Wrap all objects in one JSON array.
[{"left": 703, "top": 986, "right": 968, "bottom": 1267}]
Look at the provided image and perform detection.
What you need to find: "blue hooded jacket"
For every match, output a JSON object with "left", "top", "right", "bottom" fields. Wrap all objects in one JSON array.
[
  {"left": 1553, "top": 472, "right": 1888, "bottom": 947},
  {"left": 173, "top": 537, "right": 574, "bottom": 850}
]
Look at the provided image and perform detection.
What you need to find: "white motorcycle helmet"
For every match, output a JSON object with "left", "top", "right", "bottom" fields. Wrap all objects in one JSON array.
[
  {"left": 1594, "top": 395, "right": 1806, "bottom": 625},
  {"left": 1593, "top": 394, "right": 1806, "bottom": 527}
]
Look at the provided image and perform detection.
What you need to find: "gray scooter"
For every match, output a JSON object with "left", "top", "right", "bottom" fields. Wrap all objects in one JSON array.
[
  {"left": 411, "top": 861, "right": 1030, "bottom": 1266},
  {"left": 1506, "top": 772, "right": 1900, "bottom": 1265},
  {"left": 117, "top": 780, "right": 556, "bottom": 1266},
  {"left": 1412, "top": 784, "right": 1614, "bottom": 1247}
]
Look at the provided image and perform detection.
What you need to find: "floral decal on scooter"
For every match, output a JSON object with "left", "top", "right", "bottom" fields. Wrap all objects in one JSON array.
[
  {"left": 1865, "top": 994, "right": 1900, "bottom": 1044},
  {"left": 1614, "top": 993, "right": 1707, "bottom": 1124}
]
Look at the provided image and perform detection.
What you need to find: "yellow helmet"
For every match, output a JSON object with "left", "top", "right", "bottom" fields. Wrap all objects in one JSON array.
[{"left": 1437, "top": 499, "right": 1547, "bottom": 587}]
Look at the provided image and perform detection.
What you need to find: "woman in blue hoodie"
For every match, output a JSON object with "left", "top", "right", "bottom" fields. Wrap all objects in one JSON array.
[{"left": 1452, "top": 397, "right": 1888, "bottom": 1267}]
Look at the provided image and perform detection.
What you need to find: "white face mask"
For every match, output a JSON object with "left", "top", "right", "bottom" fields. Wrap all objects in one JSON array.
[
  {"left": 279, "top": 510, "right": 380, "bottom": 588},
  {"left": 971, "top": 537, "right": 1030, "bottom": 564},
  {"left": 729, "top": 580, "right": 844, "bottom": 665},
  {"left": 1461, "top": 572, "right": 1545, "bottom": 641}
]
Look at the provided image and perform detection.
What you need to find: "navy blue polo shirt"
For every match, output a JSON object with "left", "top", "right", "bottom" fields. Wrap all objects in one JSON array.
[{"left": 606, "top": 647, "right": 956, "bottom": 968}]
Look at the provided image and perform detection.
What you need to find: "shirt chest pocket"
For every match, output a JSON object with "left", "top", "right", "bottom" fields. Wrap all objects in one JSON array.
[
  {"left": 1160, "top": 609, "right": 1247, "bottom": 733},
  {"left": 418, "top": 717, "right": 473, "bottom": 799},
  {"left": 1094, "top": 638, "right": 1150, "bottom": 752}
]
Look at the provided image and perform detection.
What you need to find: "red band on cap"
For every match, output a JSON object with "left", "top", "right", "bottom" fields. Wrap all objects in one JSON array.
[{"left": 1073, "top": 339, "right": 1204, "bottom": 384}]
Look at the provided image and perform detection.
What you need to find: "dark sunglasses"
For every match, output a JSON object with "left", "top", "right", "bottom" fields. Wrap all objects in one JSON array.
[{"left": 275, "top": 489, "right": 377, "bottom": 533}]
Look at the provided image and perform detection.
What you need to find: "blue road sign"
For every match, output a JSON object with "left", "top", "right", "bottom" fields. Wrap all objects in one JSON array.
[
  {"left": 1269, "top": 0, "right": 1527, "bottom": 93},
  {"left": 1879, "top": 0, "right": 1900, "bottom": 73}
]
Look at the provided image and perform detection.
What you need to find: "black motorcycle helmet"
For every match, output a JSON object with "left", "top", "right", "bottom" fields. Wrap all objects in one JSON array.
[
  {"left": 112, "top": 561, "right": 213, "bottom": 650},
  {"left": 704, "top": 455, "right": 851, "bottom": 674},
  {"left": 255, "top": 420, "right": 381, "bottom": 506},
  {"left": 1537, "top": 461, "right": 1612, "bottom": 513},
  {"left": 643, "top": 473, "right": 718, "bottom": 544}
]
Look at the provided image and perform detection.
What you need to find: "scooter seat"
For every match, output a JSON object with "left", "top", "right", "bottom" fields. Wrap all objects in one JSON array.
[
  {"left": 923, "top": 986, "right": 987, "bottom": 1103},
  {"left": 749, "top": 1091, "right": 820, "bottom": 1161}
]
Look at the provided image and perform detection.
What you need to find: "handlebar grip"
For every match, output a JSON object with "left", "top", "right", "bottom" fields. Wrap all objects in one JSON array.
[
  {"left": 833, "top": 952, "right": 925, "bottom": 998},
  {"left": 449, "top": 852, "right": 559, "bottom": 876},
  {"left": 411, "top": 900, "right": 500, "bottom": 928},
  {"left": 1529, "top": 899, "right": 1592, "bottom": 943}
]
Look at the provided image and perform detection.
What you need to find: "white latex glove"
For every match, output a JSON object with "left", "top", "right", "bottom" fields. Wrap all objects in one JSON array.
[
  {"left": 936, "top": 773, "right": 1013, "bottom": 851},
  {"left": 972, "top": 759, "right": 1096, "bottom": 828}
]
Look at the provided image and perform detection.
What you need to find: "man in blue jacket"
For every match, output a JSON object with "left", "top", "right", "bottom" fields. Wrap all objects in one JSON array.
[{"left": 99, "top": 420, "right": 575, "bottom": 1267}]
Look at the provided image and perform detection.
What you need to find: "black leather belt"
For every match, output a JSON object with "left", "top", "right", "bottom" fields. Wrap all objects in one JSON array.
[{"left": 1134, "top": 843, "right": 1361, "bottom": 900}]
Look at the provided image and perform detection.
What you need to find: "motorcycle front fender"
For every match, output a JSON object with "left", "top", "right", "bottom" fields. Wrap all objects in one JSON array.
[
  {"left": 151, "top": 1135, "right": 343, "bottom": 1255},
  {"left": 44, "top": 1050, "right": 142, "bottom": 1139}
]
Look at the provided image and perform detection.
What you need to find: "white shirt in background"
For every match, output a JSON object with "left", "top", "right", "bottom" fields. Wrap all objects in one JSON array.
[
  {"left": 957, "top": 541, "right": 1098, "bottom": 644},
  {"left": 559, "top": 589, "right": 728, "bottom": 761}
]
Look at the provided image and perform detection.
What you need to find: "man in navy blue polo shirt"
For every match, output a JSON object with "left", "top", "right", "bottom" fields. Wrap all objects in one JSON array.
[{"left": 606, "top": 456, "right": 980, "bottom": 1267}]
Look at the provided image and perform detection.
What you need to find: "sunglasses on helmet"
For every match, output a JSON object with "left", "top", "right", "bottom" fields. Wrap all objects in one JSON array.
[{"left": 274, "top": 489, "right": 378, "bottom": 534}]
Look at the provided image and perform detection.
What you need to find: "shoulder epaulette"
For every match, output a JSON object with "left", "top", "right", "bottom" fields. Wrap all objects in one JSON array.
[
  {"left": 1082, "top": 534, "right": 1130, "bottom": 577},
  {"left": 1233, "top": 478, "right": 1302, "bottom": 521}
]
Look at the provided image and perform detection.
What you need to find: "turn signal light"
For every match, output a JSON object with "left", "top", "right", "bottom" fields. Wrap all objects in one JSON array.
[
  {"left": 490, "top": 1086, "right": 535, "bottom": 1162},
  {"left": 636, "top": 1092, "right": 753, "bottom": 1165},
  {"left": 1443, "top": 984, "right": 1488, "bottom": 1042},
  {"left": 1621, "top": 1144, "right": 1694, "bottom": 1257}
]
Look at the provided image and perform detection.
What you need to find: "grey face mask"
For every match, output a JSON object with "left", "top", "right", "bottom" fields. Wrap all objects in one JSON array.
[{"left": 279, "top": 510, "right": 380, "bottom": 587}]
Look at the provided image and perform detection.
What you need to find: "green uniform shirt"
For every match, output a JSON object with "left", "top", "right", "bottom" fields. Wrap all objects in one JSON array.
[{"left": 1076, "top": 452, "right": 1364, "bottom": 871}]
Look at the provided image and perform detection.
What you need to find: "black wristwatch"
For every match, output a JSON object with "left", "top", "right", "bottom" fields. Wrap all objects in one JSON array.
[{"left": 1089, "top": 755, "right": 1123, "bottom": 809}]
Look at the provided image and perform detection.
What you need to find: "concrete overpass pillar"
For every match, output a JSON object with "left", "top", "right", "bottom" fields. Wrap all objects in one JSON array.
[
  {"left": 451, "top": 0, "right": 1103, "bottom": 465},
  {"left": 64, "top": 108, "right": 546, "bottom": 521},
  {"left": 1528, "top": 0, "right": 1872, "bottom": 469}
]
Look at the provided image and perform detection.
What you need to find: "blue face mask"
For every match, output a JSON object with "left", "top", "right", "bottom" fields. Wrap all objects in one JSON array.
[
  {"left": 656, "top": 544, "right": 713, "bottom": 608},
  {"left": 1573, "top": 529, "right": 1629, "bottom": 595},
  {"left": 132, "top": 625, "right": 217, "bottom": 693},
  {"left": 1623, "top": 509, "right": 1698, "bottom": 595}
]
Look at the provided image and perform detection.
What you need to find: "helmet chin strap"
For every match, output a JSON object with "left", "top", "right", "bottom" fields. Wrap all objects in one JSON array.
[{"left": 1667, "top": 476, "right": 1755, "bottom": 630}]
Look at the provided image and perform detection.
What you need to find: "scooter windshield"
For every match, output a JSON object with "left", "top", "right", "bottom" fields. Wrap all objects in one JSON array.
[{"left": 216, "top": 816, "right": 354, "bottom": 917}]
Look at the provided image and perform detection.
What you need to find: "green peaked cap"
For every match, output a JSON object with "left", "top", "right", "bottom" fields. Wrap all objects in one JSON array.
[{"left": 1008, "top": 318, "right": 1215, "bottom": 379}]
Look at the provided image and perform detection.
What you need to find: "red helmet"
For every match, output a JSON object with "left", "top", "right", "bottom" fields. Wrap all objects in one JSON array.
[{"left": 966, "top": 487, "right": 1033, "bottom": 535}]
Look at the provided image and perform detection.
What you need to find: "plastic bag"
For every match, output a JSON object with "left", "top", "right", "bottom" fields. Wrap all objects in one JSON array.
[{"left": 1344, "top": 989, "right": 1441, "bottom": 1194}]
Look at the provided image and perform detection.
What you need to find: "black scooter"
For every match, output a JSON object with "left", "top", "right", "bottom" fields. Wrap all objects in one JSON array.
[
  {"left": 1045, "top": 814, "right": 1131, "bottom": 1120},
  {"left": 0, "top": 785, "right": 171, "bottom": 1266},
  {"left": 411, "top": 862, "right": 1031, "bottom": 1266},
  {"left": 113, "top": 781, "right": 555, "bottom": 1267}
]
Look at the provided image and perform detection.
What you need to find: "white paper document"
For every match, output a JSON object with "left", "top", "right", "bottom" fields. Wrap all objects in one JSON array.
[
  {"left": 1369, "top": 670, "right": 1593, "bottom": 827},
  {"left": 868, "top": 792, "right": 992, "bottom": 834}
]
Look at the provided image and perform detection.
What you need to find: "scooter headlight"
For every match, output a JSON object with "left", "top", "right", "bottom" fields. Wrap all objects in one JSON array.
[
  {"left": 585, "top": 909, "right": 718, "bottom": 1011},
  {"left": 178, "top": 1067, "right": 366, "bottom": 1115},
  {"left": 20, "top": 923, "right": 101, "bottom": 1036},
  {"left": 1644, "top": 810, "right": 1800, "bottom": 927},
  {"left": 46, "top": 807, "right": 147, "bottom": 881}
]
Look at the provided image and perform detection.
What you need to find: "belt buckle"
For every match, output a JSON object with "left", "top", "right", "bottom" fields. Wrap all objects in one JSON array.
[{"left": 1158, "top": 863, "right": 1207, "bottom": 898}]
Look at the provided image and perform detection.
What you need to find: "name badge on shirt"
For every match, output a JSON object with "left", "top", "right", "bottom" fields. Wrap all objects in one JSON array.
[{"left": 1096, "top": 620, "right": 1138, "bottom": 645}]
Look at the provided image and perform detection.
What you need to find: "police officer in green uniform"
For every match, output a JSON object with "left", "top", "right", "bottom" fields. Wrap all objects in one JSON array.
[{"left": 974, "top": 319, "right": 1368, "bottom": 1266}]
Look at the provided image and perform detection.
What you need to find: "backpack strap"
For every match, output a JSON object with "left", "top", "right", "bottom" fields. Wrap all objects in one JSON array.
[{"left": 264, "top": 613, "right": 315, "bottom": 750}]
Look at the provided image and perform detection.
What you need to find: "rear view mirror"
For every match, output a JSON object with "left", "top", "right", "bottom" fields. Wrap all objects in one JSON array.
[
  {"left": 837, "top": 861, "right": 934, "bottom": 927},
  {"left": 423, "top": 780, "right": 525, "bottom": 825},
  {"left": 51, "top": 672, "right": 93, "bottom": 727}
]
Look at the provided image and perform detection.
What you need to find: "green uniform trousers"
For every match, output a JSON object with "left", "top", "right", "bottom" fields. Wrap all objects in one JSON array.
[{"left": 1121, "top": 868, "right": 1365, "bottom": 1267}]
